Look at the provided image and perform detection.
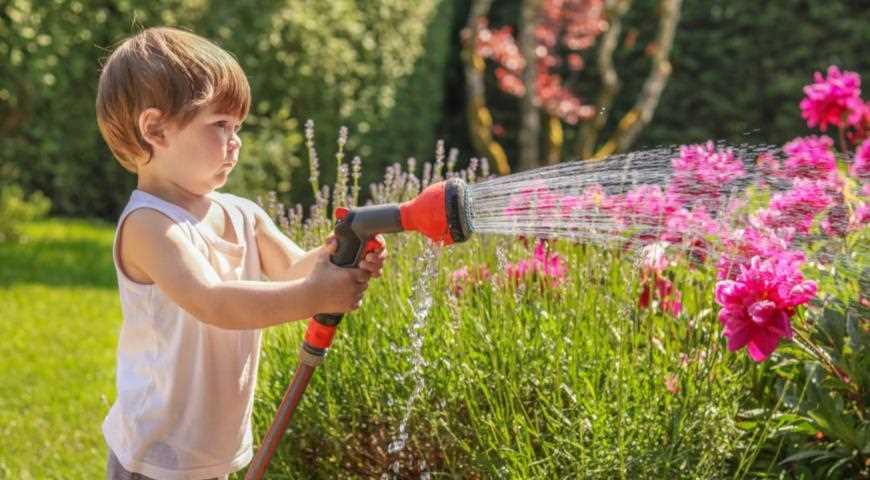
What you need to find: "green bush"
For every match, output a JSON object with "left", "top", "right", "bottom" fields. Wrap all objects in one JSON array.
[
  {"left": 0, "top": 0, "right": 453, "bottom": 219},
  {"left": 0, "top": 185, "right": 51, "bottom": 243}
]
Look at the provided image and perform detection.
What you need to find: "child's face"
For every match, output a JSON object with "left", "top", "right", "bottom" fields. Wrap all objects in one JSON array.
[{"left": 159, "top": 103, "right": 244, "bottom": 195}]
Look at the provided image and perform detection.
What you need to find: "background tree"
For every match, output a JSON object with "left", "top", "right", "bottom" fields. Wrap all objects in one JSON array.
[{"left": 462, "top": 0, "right": 682, "bottom": 173}]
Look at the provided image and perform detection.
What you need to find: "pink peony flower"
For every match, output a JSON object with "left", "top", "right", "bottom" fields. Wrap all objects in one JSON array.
[
  {"left": 612, "top": 184, "right": 683, "bottom": 236},
  {"left": 715, "top": 253, "right": 816, "bottom": 362},
  {"left": 716, "top": 226, "right": 794, "bottom": 280},
  {"left": 799, "top": 65, "right": 862, "bottom": 131},
  {"left": 851, "top": 138, "right": 870, "bottom": 182},
  {"left": 669, "top": 142, "right": 745, "bottom": 206},
  {"left": 663, "top": 206, "right": 720, "bottom": 244},
  {"left": 752, "top": 179, "right": 833, "bottom": 234},
  {"left": 782, "top": 136, "right": 837, "bottom": 180}
]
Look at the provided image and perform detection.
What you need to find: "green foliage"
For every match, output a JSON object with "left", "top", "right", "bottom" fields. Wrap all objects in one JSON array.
[
  {"left": 628, "top": 0, "right": 870, "bottom": 149},
  {"left": 0, "top": 0, "right": 452, "bottom": 218},
  {"left": 0, "top": 185, "right": 51, "bottom": 243}
]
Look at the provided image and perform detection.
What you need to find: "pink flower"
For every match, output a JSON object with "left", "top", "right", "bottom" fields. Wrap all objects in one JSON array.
[
  {"left": 822, "top": 200, "right": 849, "bottom": 237},
  {"left": 638, "top": 242, "right": 682, "bottom": 316},
  {"left": 717, "top": 227, "right": 794, "bottom": 280},
  {"left": 450, "top": 265, "right": 492, "bottom": 296},
  {"left": 505, "top": 239, "right": 567, "bottom": 288},
  {"left": 668, "top": 142, "right": 745, "bottom": 205},
  {"left": 752, "top": 179, "right": 833, "bottom": 234},
  {"left": 663, "top": 206, "right": 720, "bottom": 244},
  {"left": 664, "top": 373, "right": 680, "bottom": 394},
  {"left": 783, "top": 136, "right": 837, "bottom": 180},
  {"left": 799, "top": 65, "right": 862, "bottom": 131},
  {"left": 503, "top": 185, "right": 560, "bottom": 217},
  {"left": 851, "top": 203, "right": 870, "bottom": 229},
  {"left": 612, "top": 185, "right": 683, "bottom": 239},
  {"left": 715, "top": 253, "right": 816, "bottom": 362},
  {"left": 641, "top": 241, "right": 670, "bottom": 272},
  {"left": 639, "top": 274, "right": 682, "bottom": 316},
  {"left": 851, "top": 138, "right": 870, "bottom": 182}
]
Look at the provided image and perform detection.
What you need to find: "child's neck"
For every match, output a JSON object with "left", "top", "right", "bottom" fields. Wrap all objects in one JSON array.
[{"left": 137, "top": 176, "right": 214, "bottom": 219}]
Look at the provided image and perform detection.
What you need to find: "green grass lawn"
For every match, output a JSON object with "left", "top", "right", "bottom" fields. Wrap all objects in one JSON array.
[{"left": 0, "top": 219, "right": 120, "bottom": 479}]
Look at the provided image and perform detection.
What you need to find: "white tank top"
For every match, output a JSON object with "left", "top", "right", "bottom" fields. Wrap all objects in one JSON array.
[{"left": 103, "top": 190, "right": 264, "bottom": 480}]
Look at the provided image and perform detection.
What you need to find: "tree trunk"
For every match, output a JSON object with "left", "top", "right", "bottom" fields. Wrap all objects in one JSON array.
[
  {"left": 518, "top": 0, "right": 541, "bottom": 171},
  {"left": 594, "top": 0, "right": 683, "bottom": 159},
  {"left": 577, "top": 0, "right": 633, "bottom": 159}
]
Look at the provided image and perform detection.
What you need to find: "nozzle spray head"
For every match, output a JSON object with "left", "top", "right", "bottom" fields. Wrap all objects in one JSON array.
[
  {"left": 399, "top": 178, "right": 472, "bottom": 245},
  {"left": 315, "top": 179, "right": 472, "bottom": 328}
]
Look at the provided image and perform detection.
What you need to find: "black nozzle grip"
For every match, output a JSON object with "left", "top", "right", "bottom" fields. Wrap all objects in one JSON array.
[{"left": 312, "top": 215, "right": 366, "bottom": 327}]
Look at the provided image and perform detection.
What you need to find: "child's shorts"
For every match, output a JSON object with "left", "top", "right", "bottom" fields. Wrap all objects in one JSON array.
[{"left": 106, "top": 449, "right": 229, "bottom": 480}]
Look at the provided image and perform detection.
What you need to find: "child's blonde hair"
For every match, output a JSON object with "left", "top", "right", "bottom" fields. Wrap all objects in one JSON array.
[{"left": 96, "top": 27, "right": 251, "bottom": 173}]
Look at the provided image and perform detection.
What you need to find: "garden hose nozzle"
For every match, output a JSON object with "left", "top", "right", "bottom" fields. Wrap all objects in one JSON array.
[
  {"left": 246, "top": 178, "right": 473, "bottom": 479},
  {"left": 306, "top": 177, "right": 473, "bottom": 337}
]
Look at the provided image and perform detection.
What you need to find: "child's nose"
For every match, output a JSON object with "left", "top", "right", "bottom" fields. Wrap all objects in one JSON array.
[{"left": 228, "top": 134, "right": 241, "bottom": 150}]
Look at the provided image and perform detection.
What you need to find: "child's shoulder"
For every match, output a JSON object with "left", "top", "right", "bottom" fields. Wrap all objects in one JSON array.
[
  {"left": 116, "top": 207, "right": 183, "bottom": 284},
  {"left": 214, "top": 192, "right": 270, "bottom": 229}
]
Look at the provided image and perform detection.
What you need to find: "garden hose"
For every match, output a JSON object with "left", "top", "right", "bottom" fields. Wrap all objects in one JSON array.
[{"left": 245, "top": 179, "right": 473, "bottom": 478}]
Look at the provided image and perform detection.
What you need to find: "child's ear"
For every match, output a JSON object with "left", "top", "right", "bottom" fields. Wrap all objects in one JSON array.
[{"left": 138, "top": 108, "right": 169, "bottom": 149}]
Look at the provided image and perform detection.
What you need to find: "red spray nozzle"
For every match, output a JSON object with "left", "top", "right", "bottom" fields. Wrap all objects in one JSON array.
[{"left": 399, "top": 178, "right": 472, "bottom": 245}]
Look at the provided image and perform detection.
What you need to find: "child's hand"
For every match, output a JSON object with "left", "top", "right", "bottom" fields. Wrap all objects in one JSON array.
[
  {"left": 306, "top": 236, "right": 371, "bottom": 313},
  {"left": 358, "top": 234, "right": 388, "bottom": 278}
]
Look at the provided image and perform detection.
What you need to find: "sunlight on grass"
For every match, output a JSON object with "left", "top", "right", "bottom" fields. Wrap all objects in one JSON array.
[{"left": 0, "top": 219, "right": 120, "bottom": 479}]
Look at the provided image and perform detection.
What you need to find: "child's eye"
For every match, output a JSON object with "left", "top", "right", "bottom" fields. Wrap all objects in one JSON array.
[{"left": 215, "top": 121, "right": 228, "bottom": 128}]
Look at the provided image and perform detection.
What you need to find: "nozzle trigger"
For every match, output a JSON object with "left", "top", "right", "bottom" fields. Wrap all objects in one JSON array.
[
  {"left": 334, "top": 207, "right": 349, "bottom": 220},
  {"left": 364, "top": 238, "right": 384, "bottom": 254}
]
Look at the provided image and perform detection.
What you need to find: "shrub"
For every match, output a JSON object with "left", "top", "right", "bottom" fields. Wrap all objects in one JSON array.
[{"left": 0, "top": 185, "right": 51, "bottom": 243}]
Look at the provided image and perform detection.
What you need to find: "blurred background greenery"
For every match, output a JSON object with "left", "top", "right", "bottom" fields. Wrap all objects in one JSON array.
[{"left": 1, "top": 0, "right": 868, "bottom": 218}]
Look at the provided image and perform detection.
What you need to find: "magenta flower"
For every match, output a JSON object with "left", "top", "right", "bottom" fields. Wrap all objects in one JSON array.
[
  {"left": 503, "top": 185, "right": 560, "bottom": 217},
  {"left": 783, "top": 136, "right": 837, "bottom": 180},
  {"left": 799, "top": 65, "right": 862, "bottom": 131},
  {"left": 753, "top": 179, "right": 832, "bottom": 234},
  {"left": 505, "top": 239, "right": 567, "bottom": 288},
  {"left": 851, "top": 138, "right": 870, "bottom": 182},
  {"left": 717, "top": 226, "right": 794, "bottom": 280},
  {"left": 669, "top": 142, "right": 745, "bottom": 205},
  {"left": 715, "top": 253, "right": 817, "bottom": 362},
  {"left": 851, "top": 203, "right": 870, "bottom": 228},
  {"left": 613, "top": 184, "right": 683, "bottom": 233},
  {"left": 663, "top": 206, "right": 720, "bottom": 244}
]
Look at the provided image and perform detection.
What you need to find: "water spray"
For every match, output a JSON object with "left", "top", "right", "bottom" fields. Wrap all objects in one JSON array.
[{"left": 245, "top": 178, "right": 472, "bottom": 479}]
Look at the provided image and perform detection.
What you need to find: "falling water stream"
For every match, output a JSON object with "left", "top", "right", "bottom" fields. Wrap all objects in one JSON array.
[{"left": 382, "top": 243, "right": 440, "bottom": 480}]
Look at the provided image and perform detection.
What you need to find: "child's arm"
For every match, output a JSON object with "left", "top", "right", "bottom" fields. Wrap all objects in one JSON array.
[
  {"left": 250, "top": 206, "right": 387, "bottom": 281},
  {"left": 119, "top": 208, "right": 371, "bottom": 330}
]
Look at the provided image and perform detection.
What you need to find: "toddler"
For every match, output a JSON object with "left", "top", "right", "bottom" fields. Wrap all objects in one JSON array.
[{"left": 96, "top": 26, "right": 386, "bottom": 479}]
